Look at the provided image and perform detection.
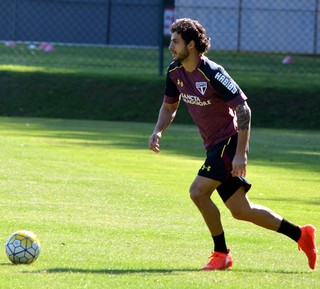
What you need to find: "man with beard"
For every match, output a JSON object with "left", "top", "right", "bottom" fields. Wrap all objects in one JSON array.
[{"left": 148, "top": 18, "right": 317, "bottom": 270}]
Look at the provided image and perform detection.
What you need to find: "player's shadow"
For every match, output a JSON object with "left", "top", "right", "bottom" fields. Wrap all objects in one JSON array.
[
  {"left": 0, "top": 263, "right": 312, "bottom": 275},
  {"left": 18, "top": 267, "right": 312, "bottom": 275},
  {"left": 38, "top": 268, "right": 199, "bottom": 274}
]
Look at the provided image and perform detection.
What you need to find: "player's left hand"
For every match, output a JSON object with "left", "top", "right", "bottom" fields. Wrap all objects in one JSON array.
[{"left": 148, "top": 132, "right": 162, "bottom": 153}]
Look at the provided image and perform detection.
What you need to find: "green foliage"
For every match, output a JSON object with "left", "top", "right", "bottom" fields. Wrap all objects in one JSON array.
[{"left": 0, "top": 117, "right": 319, "bottom": 288}]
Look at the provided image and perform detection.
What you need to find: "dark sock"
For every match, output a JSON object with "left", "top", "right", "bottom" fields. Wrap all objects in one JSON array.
[
  {"left": 277, "top": 219, "right": 302, "bottom": 242},
  {"left": 213, "top": 232, "right": 228, "bottom": 254}
]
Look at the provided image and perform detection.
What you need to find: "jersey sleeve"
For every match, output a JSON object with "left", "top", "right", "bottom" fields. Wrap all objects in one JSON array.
[
  {"left": 163, "top": 70, "right": 180, "bottom": 104},
  {"left": 209, "top": 66, "right": 247, "bottom": 108}
]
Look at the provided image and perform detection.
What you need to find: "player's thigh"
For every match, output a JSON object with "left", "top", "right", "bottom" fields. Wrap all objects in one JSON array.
[{"left": 190, "top": 175, "right": 221, "bottom": 198}]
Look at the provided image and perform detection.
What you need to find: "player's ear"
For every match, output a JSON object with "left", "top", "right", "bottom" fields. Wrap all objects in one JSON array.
[{"left": 187, "top": 40, "right": 195, "bottom": 50}]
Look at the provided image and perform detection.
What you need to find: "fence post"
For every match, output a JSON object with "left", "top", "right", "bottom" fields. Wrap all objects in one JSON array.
[
  {"left": 314, "top": 0, "right": 319, "bottom": 54},
  {"left": 12, "top": 0, "right": 17, "bottom": 40},
  {"left": 237, "top": 0, "right": 243, "bottom": 52},
  {"left": 105, "top": 0, "right": 112, "bottom": 44},
  {"left": 158, "top": 0, "right": 165, "bottom": 76}
]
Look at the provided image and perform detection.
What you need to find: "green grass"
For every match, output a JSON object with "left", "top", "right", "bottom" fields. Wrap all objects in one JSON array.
[
  {"left": 1, "top": 44, "right": 319, "bottom": 75},
  {"left": 0, "top": 117, "right": 319, "bottom": 288},
  {"left": 0, "top": 44, "right": 160, "bottom": 74},
  {"left": 0, "top": 44, "right": 320, "bottom": 128}
]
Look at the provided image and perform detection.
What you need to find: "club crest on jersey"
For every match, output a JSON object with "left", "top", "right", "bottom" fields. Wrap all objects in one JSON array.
[{"left": 196, "top": 82, "right": 207, "bottom": 95}]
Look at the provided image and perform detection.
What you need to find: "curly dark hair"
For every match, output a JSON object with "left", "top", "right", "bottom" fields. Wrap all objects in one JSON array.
[{"left": 170, "top": 18, "right": 211, "bottom": 54}]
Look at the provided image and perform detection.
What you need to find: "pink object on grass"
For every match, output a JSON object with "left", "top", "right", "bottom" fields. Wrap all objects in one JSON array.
[
  {"left": 282, "top": 56, "right": 294, "bottom": 64},
  {"left": 39, "top": 43, "right": 55, "bottom": 52}
]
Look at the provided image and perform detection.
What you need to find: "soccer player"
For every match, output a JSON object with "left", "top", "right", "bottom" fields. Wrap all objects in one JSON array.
[{"left": 148, "top": 18, "right": 317, "bottom": 270}]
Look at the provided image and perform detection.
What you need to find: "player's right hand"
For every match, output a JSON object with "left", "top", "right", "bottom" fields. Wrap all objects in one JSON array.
[{"left": 148, "top": 132, "right": 162, "bottom": 153}]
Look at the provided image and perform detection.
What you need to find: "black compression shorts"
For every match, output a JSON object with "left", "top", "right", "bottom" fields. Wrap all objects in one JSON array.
[{"left": 197, "top": 134, "right": 251, "bottom": 202}]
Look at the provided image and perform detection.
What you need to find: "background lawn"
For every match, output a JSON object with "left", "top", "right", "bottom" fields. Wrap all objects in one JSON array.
[
  {"left": 0, "top": 117, "right": 319, "bottom": 288},
  {"left": 0, "top": 44, "right": 319, "bottom": 129}
]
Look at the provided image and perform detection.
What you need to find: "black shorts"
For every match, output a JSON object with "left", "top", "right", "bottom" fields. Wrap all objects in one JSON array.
[{"left": 198, "top": 134, "right": 251, "bottom": 202}]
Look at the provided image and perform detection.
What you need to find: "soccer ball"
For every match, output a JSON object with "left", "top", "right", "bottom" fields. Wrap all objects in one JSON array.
[{"left": 5, "top": 230, "right": 41, "bottom": 265}]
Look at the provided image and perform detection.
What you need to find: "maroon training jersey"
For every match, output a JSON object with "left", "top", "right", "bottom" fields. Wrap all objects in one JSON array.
[{"left": 164, "top": 56, "right": 247, "bottom": 150}]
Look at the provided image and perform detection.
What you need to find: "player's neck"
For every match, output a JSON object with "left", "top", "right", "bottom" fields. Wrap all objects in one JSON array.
[{"left": 182, "top": 54, "right": 201, "bottom": 72}]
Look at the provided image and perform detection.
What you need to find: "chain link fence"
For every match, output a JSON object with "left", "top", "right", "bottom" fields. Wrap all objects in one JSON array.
[
  {"left": 0, "top": 0, "right": 164, "bottom": 74},
  {"left": 0, "top": 0, "right": 319, "bottom": 74}
]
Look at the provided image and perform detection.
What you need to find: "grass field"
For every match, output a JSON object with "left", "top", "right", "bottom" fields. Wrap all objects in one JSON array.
[
  {"left": 1, "top": 43, "right": 320, "bottom": 75},
  {"left": 0, "top": 117, "right": 319, "bottom": 288},
  {"left": 1, "top": 43, "right": 320, "bottom": 128}
]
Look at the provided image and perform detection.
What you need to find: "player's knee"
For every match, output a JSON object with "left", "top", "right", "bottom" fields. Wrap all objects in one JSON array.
[
  {"left": 189, "top": 186, "right": 199, "bottom": 204},
  {"left": 189, "top": 187, "right": 211, "bottom": 210},
  {"left": 189, "top": 186, "right": 204, "bottom": 206}
]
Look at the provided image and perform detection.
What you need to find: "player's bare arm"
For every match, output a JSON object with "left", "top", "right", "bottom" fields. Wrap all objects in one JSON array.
[
  {"left": 235, "top": 101, "right": 251, "bottom": 131},
  {"left": 148, "top": 100, "right": 180, "bottom": 153},
  {"left": 232, "top": 101, "right": 251, "bottom": 177}
]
